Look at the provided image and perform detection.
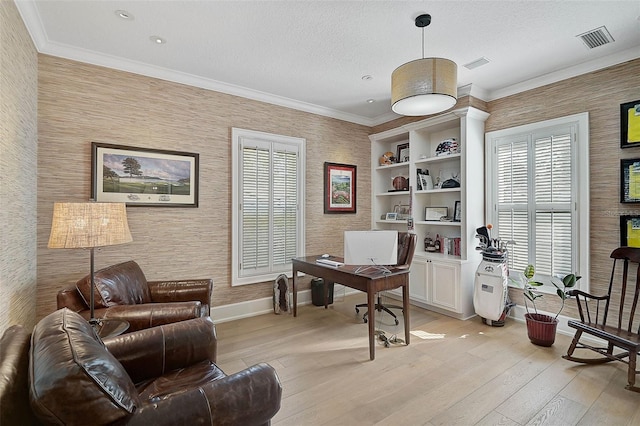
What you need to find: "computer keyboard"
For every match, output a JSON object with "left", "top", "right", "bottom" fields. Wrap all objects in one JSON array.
[{"left": 315, "top": 258, "right": 344, "bottom": 267}]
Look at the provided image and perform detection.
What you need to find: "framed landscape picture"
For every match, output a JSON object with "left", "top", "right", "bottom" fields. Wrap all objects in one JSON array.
[
  {"left": 324, "top": 162, "right": 356, "bottom": 213},
  {"left": 92, "top": 142, "right": 199, "bottom": 207}
]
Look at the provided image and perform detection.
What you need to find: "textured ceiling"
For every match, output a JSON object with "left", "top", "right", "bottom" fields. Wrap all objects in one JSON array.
[{"left": 16, "top": 0, "right": 640, "bottom": 125}]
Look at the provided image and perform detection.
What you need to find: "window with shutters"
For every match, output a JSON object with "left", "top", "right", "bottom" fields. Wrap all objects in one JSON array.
[
  {"left": 231, "top": 128, "right": 305, "bottom": 286},
  {"left": 486, "top": 113, "right": 589, "bottom": 292}
]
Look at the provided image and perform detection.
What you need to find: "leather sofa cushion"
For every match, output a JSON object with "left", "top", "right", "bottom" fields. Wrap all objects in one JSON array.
[
  {"left": 136, "top": 360, "right": 226, "bottom": 401},
  {"left": 30, "top": 309, "right": 139, "bottom": 424},
  {"left": 0, "top": 325, "right": 39, "bottom": 425},
  {"left": 76, "top": 260, "right": 152, "bottom": 309}
]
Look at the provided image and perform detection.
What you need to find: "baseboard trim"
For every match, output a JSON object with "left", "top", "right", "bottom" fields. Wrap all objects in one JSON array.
[{"left": 211, "top": 284, "right": 358, "bottom": 323}]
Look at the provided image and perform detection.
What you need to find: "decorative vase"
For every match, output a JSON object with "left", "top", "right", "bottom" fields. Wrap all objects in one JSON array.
[{"left": 524, "top": 313, "right": 558, "bottom": 347}]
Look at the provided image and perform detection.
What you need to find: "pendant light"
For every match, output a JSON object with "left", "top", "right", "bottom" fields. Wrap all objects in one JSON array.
[{"left": 391, "top": 14, "right": 457, "bottom": 116}]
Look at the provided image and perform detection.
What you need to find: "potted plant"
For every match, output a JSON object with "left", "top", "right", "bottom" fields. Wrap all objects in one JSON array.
[{"left": 520, "top": 264, "right": 581, "bottom": 347}]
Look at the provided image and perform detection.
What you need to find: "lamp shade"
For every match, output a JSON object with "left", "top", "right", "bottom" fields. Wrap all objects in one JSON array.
[
  {"left": 48, "top": 202, "right": 132, "bottom": 249},
  {"left": 391, "top": 57, "right": 457, "bottom": 116}
]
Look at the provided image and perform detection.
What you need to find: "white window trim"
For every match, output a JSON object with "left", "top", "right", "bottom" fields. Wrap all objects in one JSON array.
[
  {"left": 485, "top": 112, "right": 589, "bottom": 293},
  {"left": 231, "top": 128, "right": 306, "bottom": 286}
]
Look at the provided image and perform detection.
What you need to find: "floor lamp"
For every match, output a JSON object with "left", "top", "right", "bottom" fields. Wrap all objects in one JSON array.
[{"left": 48, "top": 202, "right": 132, "bottom": 324}]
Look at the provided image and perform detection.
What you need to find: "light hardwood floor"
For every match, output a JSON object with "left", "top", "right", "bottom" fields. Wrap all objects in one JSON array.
[{"left": 215, "top": 293, "right": 640, "bottom": 425}]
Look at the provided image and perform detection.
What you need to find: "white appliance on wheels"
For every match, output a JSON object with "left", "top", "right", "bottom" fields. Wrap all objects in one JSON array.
[{"left": 473, "top": 226, "right": 514, "bottom": 326}]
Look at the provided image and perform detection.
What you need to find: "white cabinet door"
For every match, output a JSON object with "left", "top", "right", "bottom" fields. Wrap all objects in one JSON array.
[
  {"left": 430, "top": 261, "right": 460, "bottom": 311},
  {"left": 409, "top": 258, "right": 429, "bottom": 303}
]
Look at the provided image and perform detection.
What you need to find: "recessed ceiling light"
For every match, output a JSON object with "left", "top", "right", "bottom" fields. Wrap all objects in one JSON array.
[
  {"left": 361, "top": 75, "right": 373, "bottom": 81},
  {"left": 114, "top": 10, "right": 134, "bottom": 20},
  {"left": 367, "top": 99, "right": 375, "bottom": 104},
  {"left": 150, "top": 36, "right": 166, "bottom": 45}
]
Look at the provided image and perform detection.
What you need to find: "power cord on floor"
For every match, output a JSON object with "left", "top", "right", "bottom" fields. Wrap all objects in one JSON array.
[
  {"left": 375, "top": 330, "right": 405, "bottom": 348},
  {"left": 374, "top": 291, "right": 404, "bottom": 348}
]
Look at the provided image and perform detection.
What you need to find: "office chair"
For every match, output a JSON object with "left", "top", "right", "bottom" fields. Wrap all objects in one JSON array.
[{"left": 355, "top": 232, "right": 417, "bottom": 325}]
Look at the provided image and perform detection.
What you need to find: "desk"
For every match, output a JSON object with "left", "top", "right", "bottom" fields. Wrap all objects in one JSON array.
[{"left": 292, "top": 256, "right": 410, "bottom": 360}]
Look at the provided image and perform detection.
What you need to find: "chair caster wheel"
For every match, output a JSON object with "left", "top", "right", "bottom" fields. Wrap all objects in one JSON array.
[
  {"left": 363, "top": 318, "right": 368, "bottom": 324},
  {"left": 355, "top": 308, "right": 360, "bottom": 314},
  {"left": 394, "top": 319, "right": 399, "bottom": 326}
]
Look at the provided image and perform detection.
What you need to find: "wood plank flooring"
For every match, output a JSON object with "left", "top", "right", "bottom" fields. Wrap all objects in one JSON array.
[{"left": 214, "top": 293, "right": 640, "bottom": 425}]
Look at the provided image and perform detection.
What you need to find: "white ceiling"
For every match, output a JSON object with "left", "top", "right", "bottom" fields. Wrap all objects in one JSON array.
[{"left": 15, "top": 1, "right": 640, "bottom": 126}]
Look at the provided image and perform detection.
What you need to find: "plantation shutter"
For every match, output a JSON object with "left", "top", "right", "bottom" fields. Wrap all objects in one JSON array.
[
  {"left": 240, "top": 139, "right": 299, "bottom": 278},
  {"left": 495, "top": 127, "right": 574, "bottom": 278}
]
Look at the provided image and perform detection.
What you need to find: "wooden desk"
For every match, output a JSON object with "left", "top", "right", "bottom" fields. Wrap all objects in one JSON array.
[{"left": 292, "top": 256, "right": 410, "bottom": 360}]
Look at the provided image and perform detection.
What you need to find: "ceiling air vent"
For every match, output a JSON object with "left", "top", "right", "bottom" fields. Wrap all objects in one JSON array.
[
  {"left": 577, "top": 26, "right": 614, "bottom": 49},
  {"left": 463, "top": 57, "right": 490, "bottom": 70}
]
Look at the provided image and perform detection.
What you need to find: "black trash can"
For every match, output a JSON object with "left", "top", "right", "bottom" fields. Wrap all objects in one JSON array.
[{"left": 311, "top": 278, "right": 334, "bottom": 306}]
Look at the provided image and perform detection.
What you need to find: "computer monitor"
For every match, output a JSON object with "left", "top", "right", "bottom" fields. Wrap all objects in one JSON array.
[{"left": 344, "top": 230, "right": 398, "bottom": 266}]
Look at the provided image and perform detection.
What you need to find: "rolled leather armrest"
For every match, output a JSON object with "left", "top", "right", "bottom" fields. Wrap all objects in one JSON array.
[
  {"left": 100, "top": 302, "right": 203, "bottom": 332},
  {"left": 56, "top": 286, "right": 88, "bottom": 311},
  {"left": 127, "top": 363, "right": 282, "bottom": 426},
  {"left": 147, "top": 279, "right": 212, "bottom": 306},
  {"left": 104, "top": 316, "right": 217, "bottom": 383}
]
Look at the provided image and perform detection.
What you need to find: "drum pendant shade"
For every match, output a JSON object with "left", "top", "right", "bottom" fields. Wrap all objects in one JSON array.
[{"left": 391, "top": 14, "right": 457, "bottom": 116}]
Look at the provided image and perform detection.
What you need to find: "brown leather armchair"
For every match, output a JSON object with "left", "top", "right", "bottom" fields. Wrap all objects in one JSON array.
[
  {"left": 0, "top": 308, "right": 282, "bottom": 425},
  {"left": 57, "top": 260, "right": 212, "bottom": 332}
]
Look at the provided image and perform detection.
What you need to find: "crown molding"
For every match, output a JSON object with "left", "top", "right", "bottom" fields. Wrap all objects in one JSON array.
[
  {"left": 15, "top": 0, "right": 640, "bottom": 128},
  {"left": 487, "top": 47, "right": 640, "bottom": 101}
]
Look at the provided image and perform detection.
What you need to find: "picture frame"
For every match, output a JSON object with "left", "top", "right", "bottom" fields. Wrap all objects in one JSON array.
[
  {"left": 620, "top": 215, "right": 640, "bottom": 247},
  {"left": 396, "top": 142, "right": 410, "bottom": 163},
  {"left": 621, "top": 100, "right": 640, "bottom": 148},
  {"left": 453, "top": 201, "right": 462, "bottom": 222},
  {"left": 324, "top": 162, "right": 356, "bottom": 214},
  {"left": 425, "top": 206, "right": 448, "bottom": 221},
  {"left": 620, "top": 158, "right": 640, "bottom": 203},
  {"left": 385, "top": 212, "right": 398, "bottom": 221},
  {"left": 92, "top": 142, "right": 199, "bottom": 207}
]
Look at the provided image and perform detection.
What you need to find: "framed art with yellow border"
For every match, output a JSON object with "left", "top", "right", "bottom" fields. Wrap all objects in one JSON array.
[
  {"left": 621, "top": 158, "right": 640, "bottom": 203},
  {"left": 620, "top": 215, "right": 640, "bottom": 248},
  {"left": 621, "top": 100, "right": 640, "bottom": 148}
]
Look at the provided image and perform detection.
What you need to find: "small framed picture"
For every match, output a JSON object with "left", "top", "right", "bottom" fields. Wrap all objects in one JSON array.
[
  {"left": 396, "top": 142, "right": 410, "bottom": 163},
  {"left": 453, "top": 201, "right": 462, "bottom": 222},
  {"left": 425, "top": 207, "right": 448, "bottom": 221},
  {"left": 324, "top": 162, "right": 356, "bottom": 213},
  {"left": 621, "top": 100, "right": 640, "bottom": 148},
  {"left": 385, "top": 212, "right": 398, "bottom": 221}
]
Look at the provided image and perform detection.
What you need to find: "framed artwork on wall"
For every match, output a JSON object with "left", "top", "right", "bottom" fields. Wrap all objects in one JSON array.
[
  {"left": 620, "top": 158, "right": 640, "bottom": 203},
  {"left": 92, "top": 142, "right": 199, "bottom": 207},
  {"left": 620, "top": 215, "right": 640, "bottom": 247},
  {"left": 324, "top": 162, "right": 356, "bottom": 214},
  {"left": 621, "top": 100, "right": 640, "bottom": 148}
]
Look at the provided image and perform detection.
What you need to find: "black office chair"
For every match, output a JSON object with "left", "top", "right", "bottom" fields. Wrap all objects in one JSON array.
[{"left": 355, "top": 232, "right": 417, "bottom": 325}]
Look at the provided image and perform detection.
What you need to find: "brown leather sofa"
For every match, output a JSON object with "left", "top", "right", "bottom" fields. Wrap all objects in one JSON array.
[
  {"left": 57, "top": 260, "right": 212, "bottom": 332},
  {"left": 0, "top": 308, "right": 282, "bottom": 425}
]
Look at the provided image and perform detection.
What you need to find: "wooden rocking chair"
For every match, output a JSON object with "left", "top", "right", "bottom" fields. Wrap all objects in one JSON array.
[{"left": 563, "top": 246, "right": 640, "bottom": 392}]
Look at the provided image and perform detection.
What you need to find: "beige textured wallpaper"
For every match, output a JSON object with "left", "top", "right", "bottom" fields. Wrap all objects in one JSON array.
[
  {"left": 486, "top": 58, "right": 640, "bottom": 317},
  {"left": 36, "top": 55, "right": 372, "bottom": 320},
  {"left": 0, "top": 0, "right": 38, "bottom": 334},
  {"left": 4, "top": 0, "right": 640, "bottom": 328}
]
